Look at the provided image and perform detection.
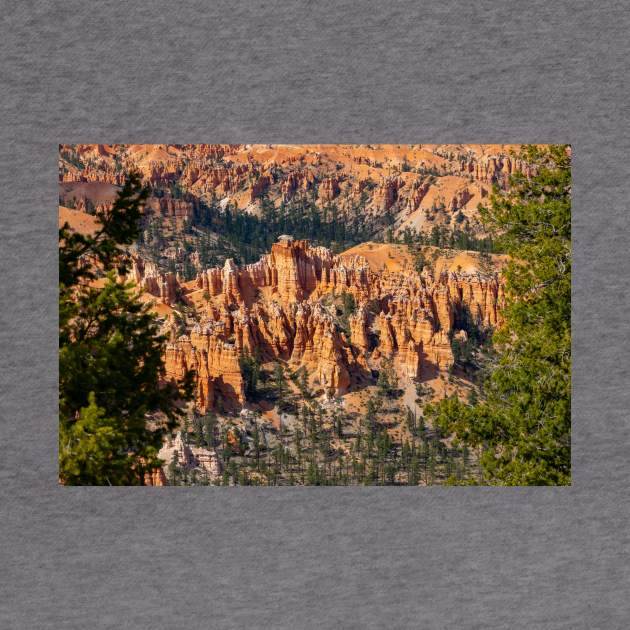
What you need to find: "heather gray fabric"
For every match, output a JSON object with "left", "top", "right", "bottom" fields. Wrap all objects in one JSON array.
[{"left": 1, "top": 1, "right": 629, "bottom": 628}]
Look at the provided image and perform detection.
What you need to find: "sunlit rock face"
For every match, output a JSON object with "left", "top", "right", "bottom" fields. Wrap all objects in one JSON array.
[{"left": 159, "top": 238, "right": 505, "bottom": 410}]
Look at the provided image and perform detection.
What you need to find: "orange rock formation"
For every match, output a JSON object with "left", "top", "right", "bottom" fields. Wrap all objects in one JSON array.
[
  {"left": 59, "top": 144, "right": 536, "bottom": 237},
  {"left": 159, "top": 237, "right": 504, "bottom": 412}
]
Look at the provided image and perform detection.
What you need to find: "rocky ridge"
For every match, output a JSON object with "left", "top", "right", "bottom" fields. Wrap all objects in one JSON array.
[
  {"left": 59, "top": 144, "right": 536, "bottom": 239},
  {"left": 143, "top": 237, "right": 505, "bottom": 412}
]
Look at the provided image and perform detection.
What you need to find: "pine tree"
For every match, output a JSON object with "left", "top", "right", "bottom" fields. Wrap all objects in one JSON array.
[
  {"left": 59, "top": 173, "right": 193, "bottom": 485},
  {"left": 427, "top": 145, "right": 571, "bottom": 485},
  {"left": 252, "top": 420, "right": 262, "bottom": 470},
  {"left": 239, "top": 351, "right": 261, "bottom": 400},
  {"left": 273, "top": 362, "right": 292, "bottom": 412},
  {"left": 203, "top": 413, "right": 217, "bottom": 448}
]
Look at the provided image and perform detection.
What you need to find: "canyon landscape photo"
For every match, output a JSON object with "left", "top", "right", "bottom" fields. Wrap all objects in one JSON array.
[{"left": 59, "top": 144, "right": 571, "bottom": 486}]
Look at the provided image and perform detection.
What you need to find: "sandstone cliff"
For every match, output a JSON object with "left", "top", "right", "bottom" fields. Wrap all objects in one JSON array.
[
  {"left": 159, "top": 237, "right": 504, "bottom": 412},
  {"left": 59, "top": 143, "right": 536, "bottom": 238}
]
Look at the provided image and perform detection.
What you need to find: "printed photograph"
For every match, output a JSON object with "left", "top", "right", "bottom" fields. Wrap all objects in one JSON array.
[{"left": 59, "top": 144, "right": 571, "bottom": 486}]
